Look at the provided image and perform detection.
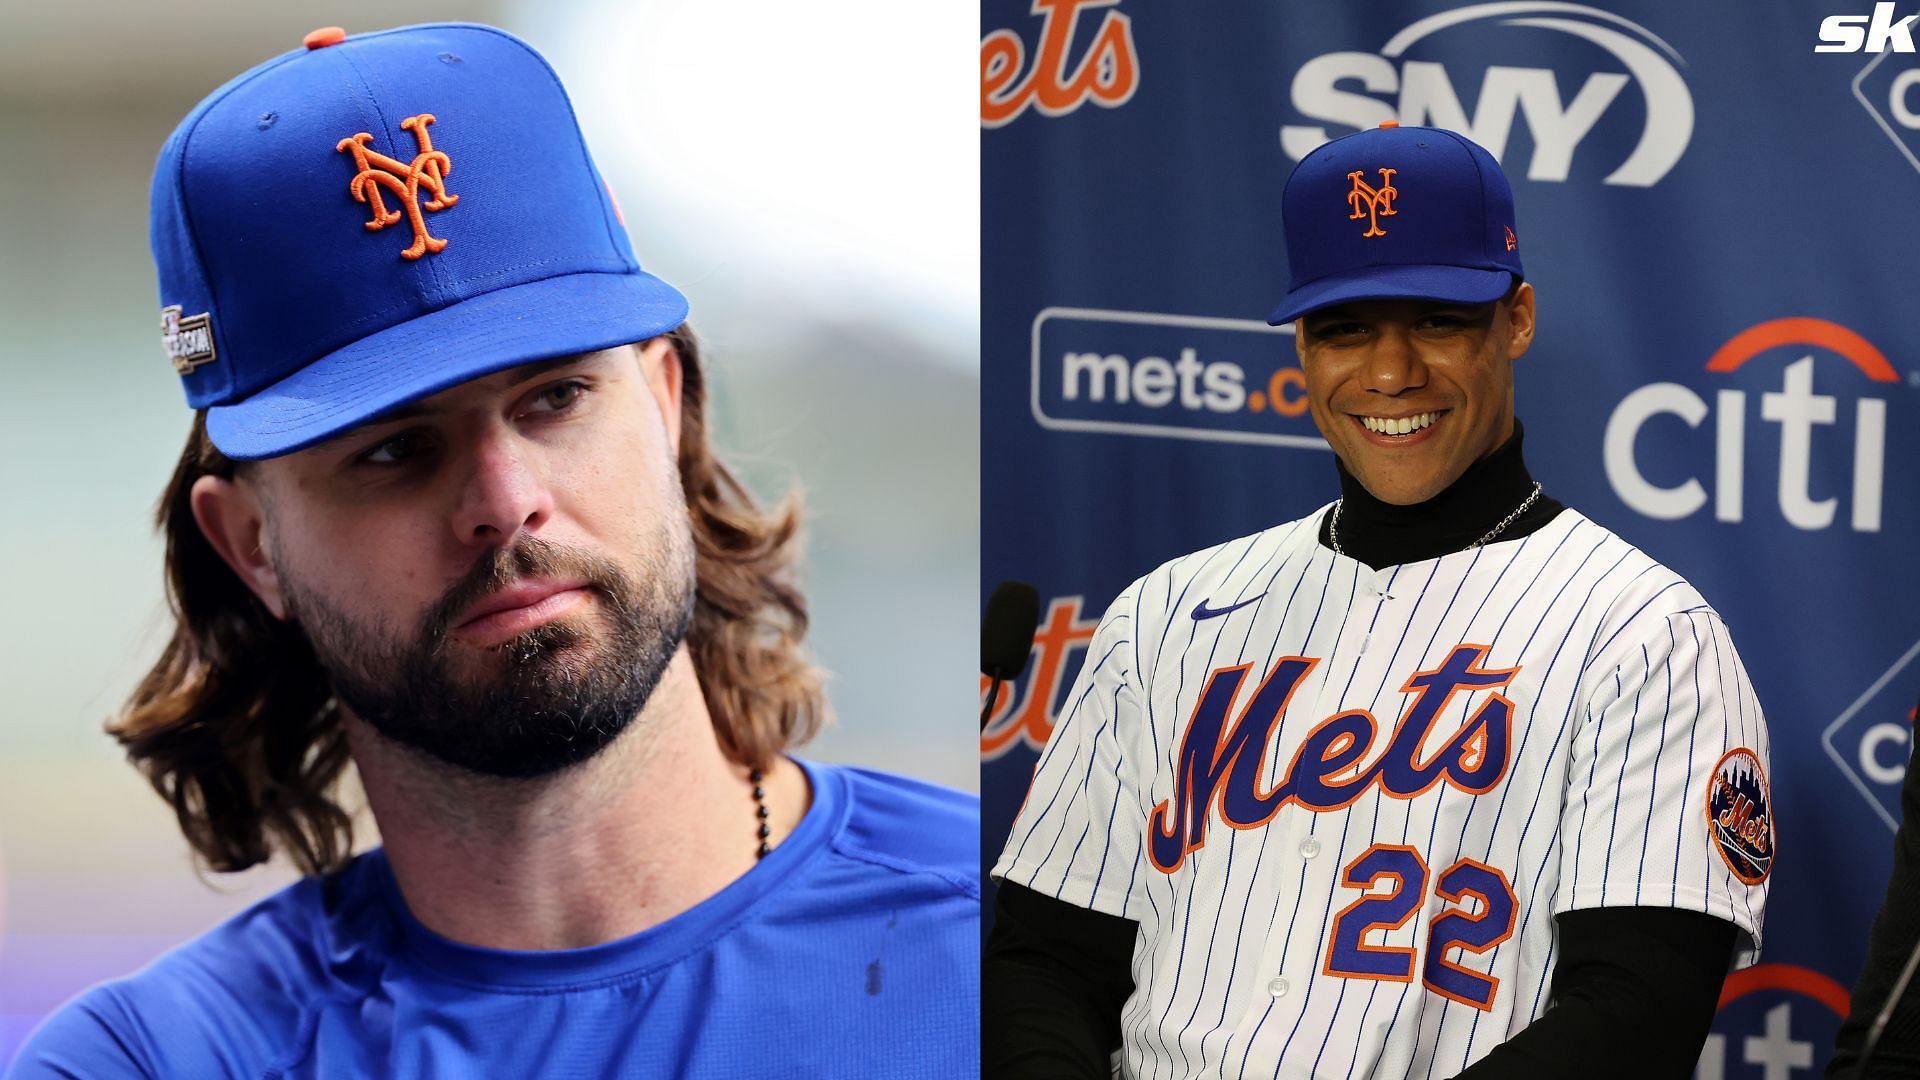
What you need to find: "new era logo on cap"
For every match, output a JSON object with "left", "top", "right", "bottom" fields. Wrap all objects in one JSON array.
[
  {"left": 149, "top": 23, "right": 689, "bottom": 461},
  {"left": 1268, "top": 123, "right": 1523, "bottom": 326}
]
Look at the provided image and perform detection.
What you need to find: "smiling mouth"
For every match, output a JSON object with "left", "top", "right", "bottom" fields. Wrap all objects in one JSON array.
[{"left": 1355, "top": 410, "right": 1447, "bottom": 438}]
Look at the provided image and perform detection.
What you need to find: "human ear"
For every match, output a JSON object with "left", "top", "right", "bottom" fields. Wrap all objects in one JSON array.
[
  {"left": 189, "top": 473, "right": 286, "bottom": 620},
  {"left": 637, "top": 337, "right": 684, "bottom": 452},
  {"left": 1505, "top": 283, "right": 1536, "bottom": 361}
]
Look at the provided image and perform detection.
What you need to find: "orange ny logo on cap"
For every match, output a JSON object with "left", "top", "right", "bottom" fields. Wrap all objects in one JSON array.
[
  {"left": 336, "top": 113, "right": 458, "bottom": 260},
  {"left": 1346, "top": 167, "right": 1398, "bottom": 238}
]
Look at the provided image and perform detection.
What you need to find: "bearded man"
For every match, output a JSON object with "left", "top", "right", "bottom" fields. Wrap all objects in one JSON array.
[{"left": 8, "top": 22, "right": 976, "bottom": 1079}]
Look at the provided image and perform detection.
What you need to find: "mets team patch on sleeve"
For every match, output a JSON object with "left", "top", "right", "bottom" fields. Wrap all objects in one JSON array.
[{"left": 1706, "top": 747, "right": 1773, "bottom": 885}]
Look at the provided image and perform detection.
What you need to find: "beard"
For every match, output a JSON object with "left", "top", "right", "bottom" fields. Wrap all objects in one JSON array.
[{"left": 281, "top": 525, "right": 696, "bottom": 781}]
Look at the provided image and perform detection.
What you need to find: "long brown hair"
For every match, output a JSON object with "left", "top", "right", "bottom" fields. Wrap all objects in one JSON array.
[{"left": 108, "top": 325, "right": 826, "bottom": 875}]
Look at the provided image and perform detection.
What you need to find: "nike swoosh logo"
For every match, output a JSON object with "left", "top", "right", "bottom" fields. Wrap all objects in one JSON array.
[{"left": 1191, "top": 596, "right": 1262, "bottom": 620}]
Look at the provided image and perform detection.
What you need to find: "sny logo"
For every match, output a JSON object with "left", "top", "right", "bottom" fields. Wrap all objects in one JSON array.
[
  {"left": 1149, "top": 644, "right": 1518, "bottom": 873},
  {"left": 1817, "top": 3, "right": 1920, "bottom": 52},
  {"left": 1282, "top": 4, "right": 1692, "bottom": 187},
  {"left": 1347, "top": 168, "right": 1399, "bottom": 237},
  {"left": 336, "top": 113, "right": 459, "bottom": 261}
]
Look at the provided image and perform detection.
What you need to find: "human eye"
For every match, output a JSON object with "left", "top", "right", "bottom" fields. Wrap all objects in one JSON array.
[
  {"left": 1311, "top": 320, "right": 1366, "bottom": 341},
  {"left": 525, "top": 379, "right": 590, "bottom": 415},
  {"left": 355, "top": 430, "right": 432, "bottom": 467}
]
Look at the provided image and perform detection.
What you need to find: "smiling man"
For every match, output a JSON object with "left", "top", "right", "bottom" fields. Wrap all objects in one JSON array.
[
  {"left": 7, "top": 23, "right": 976, "bottom": 1080},
  {"left": 985, "top": 124, "right": 1772, "bottom": 1078}
]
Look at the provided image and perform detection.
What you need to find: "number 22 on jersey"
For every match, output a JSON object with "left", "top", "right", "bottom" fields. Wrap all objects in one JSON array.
[{"left": 1322, "top": 843, "right": 1518, "bottom": 1010}]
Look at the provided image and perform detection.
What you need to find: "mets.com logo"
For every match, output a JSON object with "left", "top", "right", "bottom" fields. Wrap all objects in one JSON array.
[
  {"left": 1282, "top": 3, "right": 1692, "bottom": 187},
  {"left": 1029, "top": 308, "right": 1330, "bottom": 450}
]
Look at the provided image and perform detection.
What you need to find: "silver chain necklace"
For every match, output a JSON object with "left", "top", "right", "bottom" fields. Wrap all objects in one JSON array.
[{"left": 1330, "top": 480, "right": 1544, "bottom": 559}]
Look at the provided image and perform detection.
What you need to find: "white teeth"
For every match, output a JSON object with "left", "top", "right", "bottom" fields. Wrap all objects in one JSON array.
[{"left": 1361, "top": 411, "right": 1438, "bottom": 435}]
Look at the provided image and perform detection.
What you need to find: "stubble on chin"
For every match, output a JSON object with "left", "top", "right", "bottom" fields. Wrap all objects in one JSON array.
[{"left": 281, "top": 530, "right": 695, "bottom": 781}]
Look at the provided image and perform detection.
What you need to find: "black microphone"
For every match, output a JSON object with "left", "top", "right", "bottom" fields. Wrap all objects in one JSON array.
[
  {"left": 1858, "top": 935, "right": 1920, "bottom": 1077},
  {"left": 1858, "top": 703, "right": 1920, "bottom": 1078},
  {"left": 981, "top": 581, "right": 1041, "bottom": 731},
  {"left": 1854, "top": 692, "right": 1920, "bottom": 1078}
]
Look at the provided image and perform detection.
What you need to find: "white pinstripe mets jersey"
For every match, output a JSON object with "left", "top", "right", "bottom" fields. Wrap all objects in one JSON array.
[{"left": 991, "top": 506, "right": 1772, "bottom": 1079}]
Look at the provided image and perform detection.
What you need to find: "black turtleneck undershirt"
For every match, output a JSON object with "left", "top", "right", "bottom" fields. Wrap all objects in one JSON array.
[
  {"left": 1317, "top": 420, "right": 1565, "bottom": 570},
  {"left": 984, "top": 420, "right": 1740, "bottom": 1079}
]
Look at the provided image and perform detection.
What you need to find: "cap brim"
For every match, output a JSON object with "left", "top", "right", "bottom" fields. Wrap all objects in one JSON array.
[
  {"left": 1267, "top": 265, "right": 1515, "bottom": 326},
  {"left": 206, "top": 270, "right": 689, "bottom": 460}
]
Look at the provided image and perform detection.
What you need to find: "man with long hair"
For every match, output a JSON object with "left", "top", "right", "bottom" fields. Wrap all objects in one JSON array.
[{"left": 8, "top": 23, "right": 976, "bottom": 1079}]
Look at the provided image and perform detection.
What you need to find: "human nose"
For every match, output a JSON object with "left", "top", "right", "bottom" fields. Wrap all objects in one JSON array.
[
  {"left": 449, "top": 427, "right": 553, "bottom": 547},
  {"left": 1360, "top": 327, "right": 1429, "bottom": 395}
]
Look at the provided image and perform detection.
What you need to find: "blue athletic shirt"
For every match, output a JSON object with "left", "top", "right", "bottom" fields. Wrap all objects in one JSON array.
[{"left": 8, "top": 760, "right": 979, "bottom": 1079}]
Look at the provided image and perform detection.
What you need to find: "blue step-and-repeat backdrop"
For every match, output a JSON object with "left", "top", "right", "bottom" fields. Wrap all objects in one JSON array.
[{"left": 980, "top": 2, "right": 1920, "bottom": 1075}]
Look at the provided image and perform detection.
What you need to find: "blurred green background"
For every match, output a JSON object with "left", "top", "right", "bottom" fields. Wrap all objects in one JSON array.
[{"left": 0, "top": 0, "right": 977, "bottom": 1060}]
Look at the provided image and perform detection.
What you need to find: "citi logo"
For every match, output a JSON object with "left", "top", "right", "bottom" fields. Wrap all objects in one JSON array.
[
  {"left": 1281, "top": 2, "right": 1692, "bottom": 187},
  {"left": 1603, "top": 318, "right": 1898, "bottom": 532},
  {"left": 1817, "top": 3, "right": 1920, "bottom": 52},
  {"left": 981, "top": 0, "right": 1139, "bottom": 128}
]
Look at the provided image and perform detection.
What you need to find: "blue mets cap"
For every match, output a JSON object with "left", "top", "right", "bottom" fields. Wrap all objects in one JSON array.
[
  {"left": 1267, "top": 123, "right": 1523, "bottom": 326},
  {"left": 150, "top": 23, "right": 689, "bottom": 461}
]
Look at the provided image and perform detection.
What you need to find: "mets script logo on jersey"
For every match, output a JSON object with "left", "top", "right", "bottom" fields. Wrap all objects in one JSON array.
[
  {"left": 336, "top": 113, "right": 459, "bottom": 261},
  {"left": 980, "top": 0, "right": 1139, "bottom": 128},
  {"left": 1605, "top": 318, "right": 1900, "bottom": 533},
  {"left": 1148, "top": 644, "right": 1518, "bottom": 873},
  {"left": 1347, "top": 168, "right": 1399, "bottom": 237},
  {"left": 1281, "top": 4, "right": 1692, "bottom": 187},
  {"left": 1706, "top": 747, "right": 1773, "bottom": 884}
]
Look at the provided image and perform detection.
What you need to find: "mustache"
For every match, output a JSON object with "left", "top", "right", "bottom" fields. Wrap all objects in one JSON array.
[{"left": 420, "top": 536, "right": 625, "bottom": 645}]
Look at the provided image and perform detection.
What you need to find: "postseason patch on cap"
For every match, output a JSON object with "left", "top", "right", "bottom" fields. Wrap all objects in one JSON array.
[
  {"left": 1705, "top": 747, "right": 1773, "bottom": 885},
  {"left": 161, "top": 305, "right": 216, "bottom": 373}
]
